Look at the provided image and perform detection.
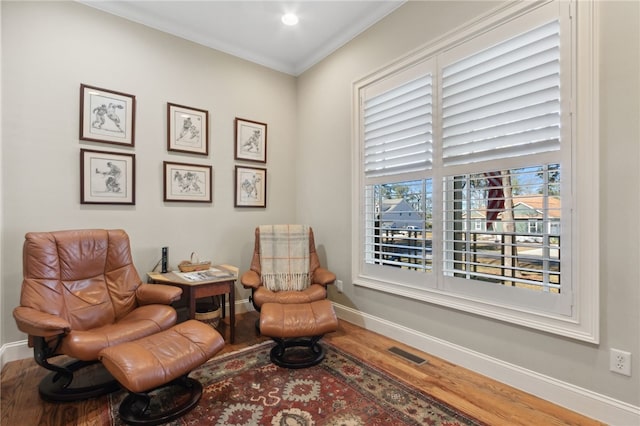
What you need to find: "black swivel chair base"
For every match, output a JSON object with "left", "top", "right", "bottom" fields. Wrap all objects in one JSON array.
[
  {"left": 118, "top": 375, "right": 203, "bottom": 426},
  {"left": 269, "top": 336, "right": 326, "bottom": 369},
  {"left": 38, "top": 359, "right": 121, "bottom": 402},
  {"left": 33, "top": 335, "right": 120, "bottom": 402}
]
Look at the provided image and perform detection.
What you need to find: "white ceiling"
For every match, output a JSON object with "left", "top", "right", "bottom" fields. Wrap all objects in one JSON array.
[{"left": 79, "top": 1, "right": 406, "bottom": 76}]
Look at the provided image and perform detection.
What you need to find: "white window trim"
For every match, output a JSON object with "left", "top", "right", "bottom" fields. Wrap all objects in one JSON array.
[{"left": 351, "top": 0, "right": 599, "bottom": 343}]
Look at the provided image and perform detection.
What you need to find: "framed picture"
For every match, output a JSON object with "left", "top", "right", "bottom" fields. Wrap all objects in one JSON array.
[
  {"left": 167, "top": 103, "right": 209, "bottom": 155},
  {"left": 80, "top": 84, "right": 135, "bottom": 146},
  {"left": 163, "top": 161, "right": 212, "bottom": 203},
  {"left": 80, "top": 149, "right": 135, "bottom": 205},
  {"left": 235, "top": 166, "right": 266, "bottom": 208},
  {"left": 234, "top": 117, "right": 267, "bottom": 163}
]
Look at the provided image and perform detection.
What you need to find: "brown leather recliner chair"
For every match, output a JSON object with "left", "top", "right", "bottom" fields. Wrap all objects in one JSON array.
[
  {"left": 13, "top": 229, "right": 183, "bottom": 402},
  {"left": 241, "top": 226, "right": 336, "bottom": 313}
]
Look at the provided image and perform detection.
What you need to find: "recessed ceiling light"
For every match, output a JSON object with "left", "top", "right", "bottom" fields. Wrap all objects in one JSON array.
[{"left": 281, "top": 13, "right": 299, "bottom": 26}]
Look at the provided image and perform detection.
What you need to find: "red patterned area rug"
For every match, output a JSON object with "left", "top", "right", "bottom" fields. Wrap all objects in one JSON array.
[{"left": 108, "top": 341, "right": 483, "bottom": 425}]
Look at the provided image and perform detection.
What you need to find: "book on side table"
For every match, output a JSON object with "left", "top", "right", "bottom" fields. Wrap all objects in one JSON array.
[
  {"left": 176, "top": 266, "right": 236, "bottom": 282},
  {"left": 148, "top": 264, "right": 238, "bottom": 284}
]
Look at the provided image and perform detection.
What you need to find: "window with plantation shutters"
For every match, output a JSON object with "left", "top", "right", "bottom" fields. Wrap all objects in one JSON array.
[
  {"left": 438, "top": 6, "right": 572, "bottom": 316},
  {"left": 352, "top": 0, "right": 599, "bottom": 342}
]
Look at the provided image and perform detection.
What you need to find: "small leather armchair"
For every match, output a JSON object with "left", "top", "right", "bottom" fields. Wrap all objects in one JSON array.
[
  {"left": 241, "top": 225, "right": 338, "bottom": 367},
  {"left": 13, "top": 229, "right": 183, "bottom": 402},
  {"left": 241, "top": 226, "right": 336, "bottom": 313}
]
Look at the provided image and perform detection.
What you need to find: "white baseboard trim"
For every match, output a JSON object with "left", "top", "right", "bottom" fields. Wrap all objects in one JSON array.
[
  {"left": 0, "top": 339, "right": 31, "bottom": 369},
  {"left": 0, "top": 299, "right": 256, "bottom": 371},
  {"left": 333, "top": 302, "right": 640, "bottom": 426},
  {"left": 234, "top": 298, "right": 254, "bottom": 315}
]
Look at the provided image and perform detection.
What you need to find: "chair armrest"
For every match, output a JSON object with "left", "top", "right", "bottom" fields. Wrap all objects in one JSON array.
[
  {"left": 13, "top": 306, "right": 70, "bottom": 338},
  {"left": 312, "top": 267, "right": 336, "bottom": 286},
  {"left": 241, "top": 270, "right": 262, "bottom": 290},
  {"left": 136, "top": 283, "right": 182, "bottom": 305}
]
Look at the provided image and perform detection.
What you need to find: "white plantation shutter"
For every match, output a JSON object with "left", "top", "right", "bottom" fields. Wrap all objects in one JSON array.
[
  {"left": 442, "top": 20, "right": 561, "bottom": 166},
  {"left": 363, "top": 74, "right": 433, "bottom": 178}
]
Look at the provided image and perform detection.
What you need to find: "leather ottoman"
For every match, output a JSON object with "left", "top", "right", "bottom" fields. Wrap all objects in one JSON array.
[
  {"left": 99, "top": 320, "right": 224, "bottom": 425},
  {"left": 260, "top": 299, "right": 338, "bottom": 368}
]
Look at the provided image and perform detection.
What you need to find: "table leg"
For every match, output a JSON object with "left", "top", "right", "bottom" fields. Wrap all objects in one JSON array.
[
  {"left": 188, "top": 287, "right": 196, "bottom": 320},
  {"left": 229, "top": 282, "right": 235, "bottom": 343}
]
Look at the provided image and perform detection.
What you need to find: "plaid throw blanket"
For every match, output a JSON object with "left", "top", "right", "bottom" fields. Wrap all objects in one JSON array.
[{"left": 259, "top": 224, "right": 310, "bottom": 291}]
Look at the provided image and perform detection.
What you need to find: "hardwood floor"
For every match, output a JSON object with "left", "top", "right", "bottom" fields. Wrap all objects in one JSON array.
[{"left": 1, "top": 311, "right": 602, "bottom": 426}]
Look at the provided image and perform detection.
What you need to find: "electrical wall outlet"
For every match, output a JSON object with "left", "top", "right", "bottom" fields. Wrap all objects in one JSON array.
[
  {"left": 609, "top": 349, "right": 632, "bottom": 376},
  {"left": 335, "top": 279, "right": 343, "bottom": 293}
]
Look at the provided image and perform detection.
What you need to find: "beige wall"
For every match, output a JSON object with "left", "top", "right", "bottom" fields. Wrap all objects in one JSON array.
[
  {"left": 1, "top": 1, "right": 298, "bottom": 343},
  {"left": 2, "top": 0, "right": 639, "bottom": 413},
  {"left": 297, "top": 0, "right": 640, "bottom": 407}
]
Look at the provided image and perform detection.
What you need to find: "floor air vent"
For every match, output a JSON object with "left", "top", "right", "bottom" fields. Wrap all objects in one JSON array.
[{"left": 388, "top": 346, "right": 427, "bottom": 365}]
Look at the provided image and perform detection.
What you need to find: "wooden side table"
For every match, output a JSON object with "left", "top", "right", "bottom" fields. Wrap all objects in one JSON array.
[{"left": 147, "top": 265, "right": 238, "bottom": 343}]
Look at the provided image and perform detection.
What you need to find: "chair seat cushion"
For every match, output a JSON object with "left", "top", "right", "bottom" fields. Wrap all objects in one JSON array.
[
  {"left": 60, "top": 304, "right": 177, "bottom": 361},
  {"left": 252, "top": 284, "right": 326, "bottom": 307}
]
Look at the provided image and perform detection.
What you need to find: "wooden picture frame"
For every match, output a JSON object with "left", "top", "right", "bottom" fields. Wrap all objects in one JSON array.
[
  {"left": 80, "top": 149, "right": 135, "bottom": 204},
  {"left": 234, "top": 117, "right": 267, "bottom": 163},
  {"left": 163, "top": 161, "right": 212, "bottom": 203},
  {"left": 167, "top": 103, "right": 209, "bottom": 155},
  {"left": 234, "top": 165, "right": 266, "bottom": 208},
  {"left": 80, "top": 84, "right": 135, "bottom": 146}
]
